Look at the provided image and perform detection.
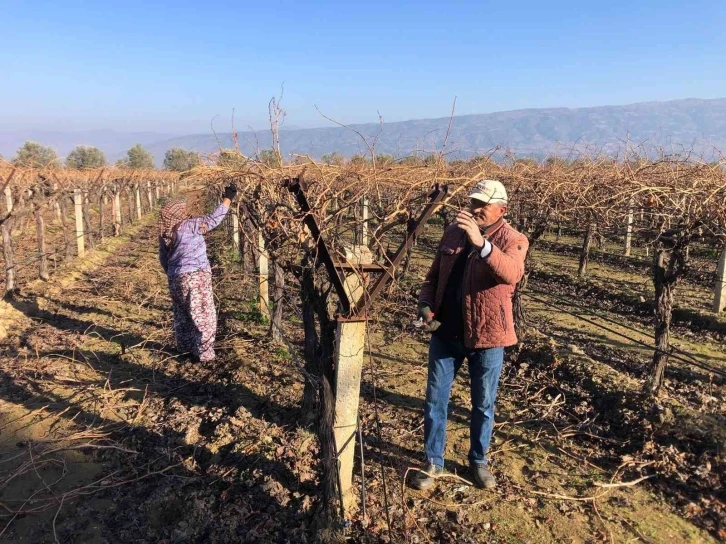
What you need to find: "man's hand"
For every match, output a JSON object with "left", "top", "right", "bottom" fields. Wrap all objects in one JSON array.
[
  {"left": 417, "top": 302, "right": 441, "bottom": 332},
  {"left": 455, "top": 211, "right": 484, "bottom": 248},
  {"left": 418, "top": 302, "right": 434, "bottom": 322}
]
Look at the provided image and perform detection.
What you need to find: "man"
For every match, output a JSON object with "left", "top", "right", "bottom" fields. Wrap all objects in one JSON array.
[{"left": 411, "top": 179, "right": 528, "bottom": 490}]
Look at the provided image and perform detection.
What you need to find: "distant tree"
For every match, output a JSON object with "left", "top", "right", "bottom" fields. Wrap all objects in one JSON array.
[
  {"left": 321, "top": 152, "right": 345, "bottom": 166},
  {"left": 258, "top": 149, "right": 281, "bottom": 167},
  {"left": 12, "top": 141, "right": 58, "bottom": 168},
  {"left": 216, "top": 149, "right": 247, "bottom": 169},
  {"left": 399, "top": 155, "right": 424, "bottom": 166},
  {"left": 120, "top": 144, "right": 154, "bottom": 169},
  {"left": 375, "top": 153, "right": 395, "bottom": 166},
  {"left": 545, "top": 157, "right": 568, "bottom": 168},
  {"left": 66, "top": 146, "right": 106, "bottom": 170},
  {"left": 513, "top": 157, "right": 538, "bottom": 168},
  {"left": 163, "top": 148, "right": 201, "bottom": 172},
  {"left": 349, "top": 154, "right": 370, "bottom": 167}
]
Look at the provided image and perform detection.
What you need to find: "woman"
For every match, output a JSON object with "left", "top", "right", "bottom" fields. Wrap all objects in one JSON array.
[{"left": 158, "top": 184, "right": 237, "bottom": 362}]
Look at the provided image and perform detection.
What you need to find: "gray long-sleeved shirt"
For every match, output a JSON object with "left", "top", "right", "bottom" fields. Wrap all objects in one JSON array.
[{"left": 159, "top": 203, "right": 229, "bottom": 277}]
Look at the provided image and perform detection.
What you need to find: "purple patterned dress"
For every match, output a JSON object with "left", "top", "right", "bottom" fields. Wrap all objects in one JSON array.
[{"left": 159, "top": 203, "right": 228, "bottom": 361}]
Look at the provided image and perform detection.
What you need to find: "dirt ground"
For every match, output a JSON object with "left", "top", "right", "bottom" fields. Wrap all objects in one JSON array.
[{"left": 0, "top": 198, "right": 723, "bottom": 543}]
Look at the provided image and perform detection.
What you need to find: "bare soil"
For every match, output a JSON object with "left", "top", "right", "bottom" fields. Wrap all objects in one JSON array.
[{"left": 0, "top": 204, "right": 723, "bottom": 543}]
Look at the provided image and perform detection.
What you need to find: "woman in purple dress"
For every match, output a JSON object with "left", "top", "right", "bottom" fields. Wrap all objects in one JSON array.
[{"left": 158, "top": 184, "right": 237, "bottom": 362}]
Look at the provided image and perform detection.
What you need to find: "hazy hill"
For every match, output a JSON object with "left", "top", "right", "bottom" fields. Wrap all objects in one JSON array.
[
  {"left": 145, "top": 98, "right": 726, "bottom": 162},
  {"left": 4, "top": 98, "right": 725, "bottom": 165}
]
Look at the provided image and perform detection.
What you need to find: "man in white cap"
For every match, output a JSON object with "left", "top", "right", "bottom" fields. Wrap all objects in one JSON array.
[{"left": 411, "top": 179, "right": 528, "bottom": 490}]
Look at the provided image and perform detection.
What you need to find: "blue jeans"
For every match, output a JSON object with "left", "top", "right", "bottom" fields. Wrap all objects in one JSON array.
[{"left": 424, "top": 335, "right": 504, "bottom": 468}]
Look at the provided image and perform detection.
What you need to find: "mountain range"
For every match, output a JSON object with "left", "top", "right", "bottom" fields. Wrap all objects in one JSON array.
[{"left": 3, "top": 98, "right": 726, "bottom": 166}]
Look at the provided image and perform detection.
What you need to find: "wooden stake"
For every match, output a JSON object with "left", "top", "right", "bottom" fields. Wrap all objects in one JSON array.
[
  {"left": 270, "top": 262, "right": 285, "bottom": 344},
  {"left": 578, "top": 222, "right": 595, "bottom": 277},
  {"left": 98, "top": 192, "right": 105, "bottom": 242},
  {"left": 82, "top": 193, "right": 95, "bottom": 250},
  {"left": 127, "top": 188, "right": 135, "bottom": 224},
  {"left": 59, "top": 197, "right": 73, "bottom": 258}
]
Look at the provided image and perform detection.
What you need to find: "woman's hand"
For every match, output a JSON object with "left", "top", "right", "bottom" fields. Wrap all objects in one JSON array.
[{"left": 223, "top": 184, "right": 238, "bottom": 201}]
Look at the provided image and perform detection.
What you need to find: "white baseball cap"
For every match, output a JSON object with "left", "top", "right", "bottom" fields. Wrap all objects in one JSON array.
[{"left": 468, "top": 179, "right": 508, "bottom": 204}]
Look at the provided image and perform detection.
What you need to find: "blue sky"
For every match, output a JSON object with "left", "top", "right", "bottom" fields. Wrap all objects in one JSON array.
[{"left": 2, "top": 0, "right": 725, "bottom": 134}]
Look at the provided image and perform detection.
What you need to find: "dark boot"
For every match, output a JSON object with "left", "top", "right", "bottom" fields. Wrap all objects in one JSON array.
[
  {"left": 409, "top": 463, "right": 444, "bottom": 490},
  {"left": 470, "top": 462, "right": 496, "bottom": 489}
]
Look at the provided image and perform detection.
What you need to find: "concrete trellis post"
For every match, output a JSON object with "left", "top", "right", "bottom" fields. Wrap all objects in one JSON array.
[
  {"left": 334, "top": 245, "right": 373, "bottom": 515},
  {"left": 1, "top": 220, "right": 15, "bottom": 296},
  {"left": 285, "top": 177, "right": 447, "bottom": 519},
  {"left": 50, "top": 183, "right": 61, "bottom": 222},
  {"left": 73, "top": 190, "right": 85, "bottom": 257},
  {"left": 4, "top": 185, "right": 12, "bottom": 214},
  {"left": 258, "top": 231, "right": 270, "bottom": 320},
  {"left": 113, "top": 188, "right": 122, "bottom": 236},
  {"left": 231, "top": 210, "right": 240, "bottom": 252},
  {"left": 713, "top": 248, "right": 726, "bottom": 313},
  {"left": 2, "top": 184, "right": 15, "bottom": 295},
  {"left": 361, "top": 196, "right": 369, "bottom": 246},
  {"left": 624, "top": 204, "right": 634, "bottom": 256},
  {"left": 147, "top": 181, "right": 153, "bottom": 210},
  {"left": 34, "top": 205, "right": 49, "bottom": 281},
  {"left": 135, "top": 185, "right": 142, "bottom": 220},
  {"left": 18, "top": 189, "right": 28, "bottom": 209}
]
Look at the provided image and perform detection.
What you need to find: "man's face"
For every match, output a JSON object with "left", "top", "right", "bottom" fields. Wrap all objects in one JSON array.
[{"left": 469, "top": 198, "right": 507, "bottom": 228}]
